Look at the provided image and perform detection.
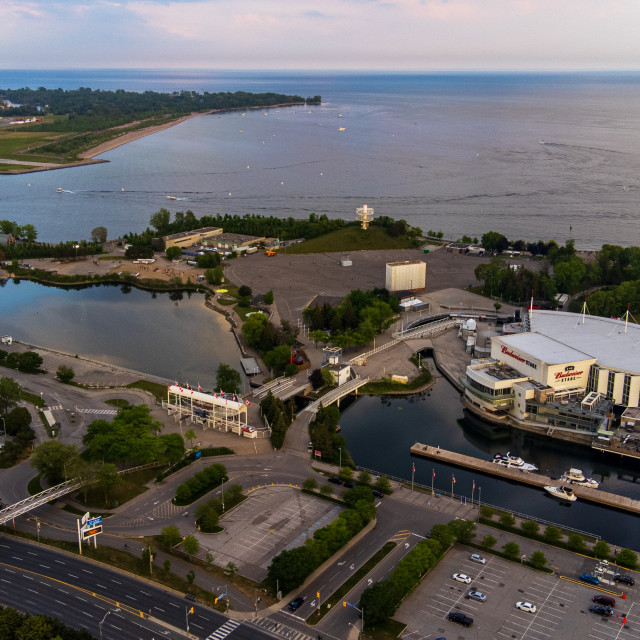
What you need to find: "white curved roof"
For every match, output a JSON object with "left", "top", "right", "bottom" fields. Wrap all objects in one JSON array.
[{"left": 529, "top": 309, "right": 640, "bottom": 375}]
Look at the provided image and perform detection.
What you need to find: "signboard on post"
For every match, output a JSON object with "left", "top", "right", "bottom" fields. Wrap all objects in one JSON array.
[
  {"left": 87, "top": 516, "right": 102, "bottom": 527},
  {"left": 81, "top": 524, "right": 103, "bottom": 540}
]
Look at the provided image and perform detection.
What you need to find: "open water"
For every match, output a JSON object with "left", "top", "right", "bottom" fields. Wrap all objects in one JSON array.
[{"left": 2, "top": 70, "right": 640, "bottom": 248}]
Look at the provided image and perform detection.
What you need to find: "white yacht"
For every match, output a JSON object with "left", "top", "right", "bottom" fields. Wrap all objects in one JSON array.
[
  {"left": 544, "top": 485, "right": 577, "bottom": 502},
  {"left": 492, "top": 452, "right": 538, "bottom": 472},
  {"left": 560, "top": 468, "right": 599, "bottom": 488}
]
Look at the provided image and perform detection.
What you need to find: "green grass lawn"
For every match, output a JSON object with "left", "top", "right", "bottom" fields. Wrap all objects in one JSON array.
[
  {"left": 73, "top": 467, "right": 158, "bottom": 509},
  {"left": 126, "top": 379, "right": 168, "bottom": 402},
  {"left": 284, "top": 226, "right": 420, "bottom": 254}
]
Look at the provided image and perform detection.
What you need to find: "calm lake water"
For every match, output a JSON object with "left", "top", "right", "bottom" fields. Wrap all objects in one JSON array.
[
  {"left": 340, "top": 371, "right": 640, "bottom": 549},
  {"left": 0, "top": 279, "right": 242, "bottom": 387},
  {"left": 2, "top": 70, "right": 640, "bottom": 249}
]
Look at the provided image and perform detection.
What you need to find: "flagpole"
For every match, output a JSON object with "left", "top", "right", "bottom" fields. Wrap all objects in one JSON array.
[
  {"left": 431, "top": 469, "right": 434, "bottom": 496},
  {"left": 479, "top": 486, "right": 482, "bottom": 512},
  {"left": 411, "top": 465, "right": 414, "bottom": 492},
  {"left": 451, "top": 475, "right": 454, "bottom": 499},
  {"left": 472, "top": 481, "right": 475, "bottom": 505}
]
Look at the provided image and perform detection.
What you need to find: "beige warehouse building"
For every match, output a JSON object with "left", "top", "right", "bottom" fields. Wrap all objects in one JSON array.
[{"left": 385, "top": 260, "right": 426, "bottom": 293}]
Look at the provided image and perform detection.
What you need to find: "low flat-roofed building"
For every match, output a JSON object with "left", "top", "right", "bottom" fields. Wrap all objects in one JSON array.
[
  {"left": 385, "top": 260, "right": 426, "bottom": 294},
  {"left": 204, "top": 232, "right": 264, "bottom": 251},
  {"left": 163, "top": 227, "right": 223, "bottom": 249}
]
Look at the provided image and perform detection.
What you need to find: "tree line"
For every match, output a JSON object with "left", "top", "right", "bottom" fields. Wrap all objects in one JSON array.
[
  {"left": 0, "top": 604, "right": 93, "bottom": 640},
  {"left": 1, "top": 87, "right": 321, "bottom": 122}
]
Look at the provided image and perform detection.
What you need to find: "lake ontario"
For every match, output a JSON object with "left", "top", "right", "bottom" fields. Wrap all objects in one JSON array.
[{"left": 2, "top": 70, "right": 640, "bottom": 248}]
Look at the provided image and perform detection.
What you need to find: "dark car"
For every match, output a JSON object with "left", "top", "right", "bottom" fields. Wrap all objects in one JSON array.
[
  {"left": 589, "top": 604, "right": 614, "bottom": 616},
  {"left": 328, "top": 477, "right": 342, "bottom": 485},
  {"left": 184, "top": 593, "right": 196, "bottom": 602},
  {"left": 614, "top": 574, "right": 635, "bottom": 586},
  {"left": 593, "top": 595, "right": 615, "bottom": 607},
  {"left": 372, "top": 490, "right": 384, "bottom": 498},
  {"left": 288, "top": 597, "right": 305, "bottom": 612},
  {"left": 447, "top": 611, "right": 473, "bottom": 627},
  {"left": 343, "top": 482, "right": 355, "bottom": 488}
]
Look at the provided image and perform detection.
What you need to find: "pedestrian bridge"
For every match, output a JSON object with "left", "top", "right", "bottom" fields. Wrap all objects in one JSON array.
[{"left": 301, "top": 376, "right": 369, "bottom": 416}]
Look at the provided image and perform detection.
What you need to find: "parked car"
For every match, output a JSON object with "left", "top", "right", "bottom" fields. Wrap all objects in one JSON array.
[
  {"left": 593, "top": 595, "right": 615, "bottom": 607},
  {"left": 184, "top": 593, "right": 196, "bottom": 601},
  {"left": 469, "top": 553, "right": 487, "bottom": 564},
  {"left": 343, "top": 482, "right": 355, "bottom": 488},
  {"left": 328, "top": 477, "right": 342, "bottom": 485},
  {"left": 372, "top": 490, "right": 384, "bottom": 498},
  {"left": 580, "top": 573, "right": 600, "bottom": 585},
  {"left": 614, "top": 574, "right": 635, "bottom": 586},
  {"left": 447, "top": 611, "right": 473, "bottom": 627},
  {"left": 589, "top": 604, "right": 614, "bottom": 616},
  {"left": 452, "top": 573, "right": 472, "bottom": 584},
  {"left": 516, "top": 601, "right": 537, "bottom": 613},
  {"left": 466, "top": 590, "right": 487, "bottom": 602},
  {"left": 288, "top": 597, "right": 305, "bottom": 612}
]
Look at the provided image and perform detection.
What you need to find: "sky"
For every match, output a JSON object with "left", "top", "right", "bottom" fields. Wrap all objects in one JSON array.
[{"left": 1, "top": 0, "right": 639, "bottom": 71}]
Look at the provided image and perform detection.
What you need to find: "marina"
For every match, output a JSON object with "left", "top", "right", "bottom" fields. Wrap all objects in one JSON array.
[{"left": 410, "top": 442, "right": 640, "bottom": 515}]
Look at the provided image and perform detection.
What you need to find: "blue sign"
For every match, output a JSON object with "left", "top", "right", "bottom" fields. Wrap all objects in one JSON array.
[
  {"left": 87, "top": 516, "right": 102, "bottom": 527},
  {"left": 195, "top": 451, "right": 202, "bottom": 459}
]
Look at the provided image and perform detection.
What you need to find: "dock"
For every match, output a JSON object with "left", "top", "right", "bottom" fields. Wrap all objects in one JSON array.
[{"left": 410, "top": 443, "right": 640, "bottom": 515}]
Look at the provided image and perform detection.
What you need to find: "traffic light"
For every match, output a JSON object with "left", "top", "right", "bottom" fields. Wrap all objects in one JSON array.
[
  {"left": 214, "top": 598, "right": 218, "bottom": 604},
  {"left": 343, "top": 601, "right": 346, "bottom": 607},
  {"left": 189, "top": 607, "right": 194, "bottom": 614}
]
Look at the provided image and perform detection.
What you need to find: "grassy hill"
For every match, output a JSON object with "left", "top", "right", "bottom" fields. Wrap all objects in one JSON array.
[{"left": 284, "top": 225, "right": 420, "bottom": 254}]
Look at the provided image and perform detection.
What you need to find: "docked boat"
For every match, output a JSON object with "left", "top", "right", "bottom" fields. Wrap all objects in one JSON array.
[
  {"left": 492, "top": 452, "right": 538, "bottom": 472},
  {"left": 560, "top": 468, "right": 599, "bottom": 488},
  {"left": 544, "top": 485, "right": 577, "bottom": 502}
]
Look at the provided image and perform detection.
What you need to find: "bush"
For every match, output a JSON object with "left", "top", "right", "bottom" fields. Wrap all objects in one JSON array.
[
  {"left": 502, "top": 541, "right": 520, "bottom": 558},
  {"left": 302, "top": 477, "right": 317, "bottom": 491},
  {"left": 529, "top": 550, "right": 548, "bottom": 570},
  {"left": 616, "top": 548, "right": 638, "bottom": 569},
  {"left": 238, "top": 285, "right": 252, "bottom": 297},
  {"left": 567, "top": 533, "right": 586, "bottom": 552},
  {"left": 174, "top": 463, "right": 227, "bottom": 505},
  {"left": 521, "top": 520, "right": 540, "bottom": 537},
  {"left": 593, "top": 540, "right": 611, "bottom": 560},
  {"left": 480, "top": 505, "right": 495, "bottom": 519},
  {"left": 543, "top": 525, "right": 563, "bottom": 545},
  {"left": 499, "top": 512, "right": 516, "bottom": 528},
  {"left": 56, "top": 365, "right": 75, "bottom": 383},
  {"left": 481, "top": 534, "right": 497, "bottom": 549}
]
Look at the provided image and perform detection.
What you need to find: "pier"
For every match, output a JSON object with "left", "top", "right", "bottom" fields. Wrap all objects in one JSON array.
[{"left": 410, "top": 443, "right": 640, "bottom": 515}]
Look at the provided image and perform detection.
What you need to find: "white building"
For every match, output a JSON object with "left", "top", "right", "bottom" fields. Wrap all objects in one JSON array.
[
  {"left": 462, "top": 310, "right": 640, "bottom": 435},
  {"left": 385, "top": 260, "right": 426, "bottom": 294}
]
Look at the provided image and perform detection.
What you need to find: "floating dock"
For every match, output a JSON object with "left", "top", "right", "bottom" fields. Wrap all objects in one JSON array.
[{"left": 410, "top": 443, "right": 640, "bottom": 515}]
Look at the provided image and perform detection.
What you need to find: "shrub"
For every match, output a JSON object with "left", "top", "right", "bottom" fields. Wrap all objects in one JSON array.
[
  {"left": 567, "top": 533, "right": 586, "bottom": 552},
  {"left": 502, "top": 541, "right": 520, "bottom": 558},
  {"left": 358, "top": 470, "right": 372, "bottom": 486},
  {"left": 238, "top": 285, "right": 252, "bottom": 297},
  {"left": 481, "top": 534, "right": 497, "bottom": 549},
  {"left": 499, "top": 512, "right": 516, "bottom": 528},
  {"left": 521, "top": 520, "right": 540, "bottom": 537},
  {"left": 616, "top": 548, "right": 638, "bottom": 570},
  {"left": 529, "top": 550, "right": 548, "bottom": 570},
  {"left": 543, "top": 525, "right": 563, "bottom": 545},
  {"left": 592, "top": 540, "right": 611, "bottom": 560},
  {"left": 56, "top": 365, "right": 75, "bottom": 383},
  {"left": 480, "top": 505, "right": 495, "bottom": 519},
  {"left": 302, "top": 477, "right": 317, "bottom": 491}
]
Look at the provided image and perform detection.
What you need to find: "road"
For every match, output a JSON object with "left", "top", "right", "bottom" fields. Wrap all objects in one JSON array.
[{"left": 0, "top": 535, "right": 275, "bottom": 640}]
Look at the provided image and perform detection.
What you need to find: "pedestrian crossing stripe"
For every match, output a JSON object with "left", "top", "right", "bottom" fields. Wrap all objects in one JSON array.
[
  {"left": 206, "top": 619, "right": 241, "bottom": 639},
  {"left": 389, "top": 529, "right": 412, "bottom": 542},
  {"left": 249, "top": 617, "right": 313, "bottom": 640},
  {"left": 77, "top": 408, "right": 117, "bottom": 415},
  {"left": 47, "top": 405, "right": 62, "bottom": 411}
]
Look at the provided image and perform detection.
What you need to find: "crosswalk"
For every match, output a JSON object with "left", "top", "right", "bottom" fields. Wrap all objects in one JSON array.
[
  {"left": 152, "top": 499, "right": 184, "bottom": 519},
  {"left": 77, "top": 408, "right": 117, "bottom": 415},
  {"left": 248, "top": 617, "right": 314, "bottom": 640},
  {"left": 206, "top": 619, "right": 241, "bottom": 639},
  {"left": 46, "top": 405, "right": 62, "bottom": 411}
]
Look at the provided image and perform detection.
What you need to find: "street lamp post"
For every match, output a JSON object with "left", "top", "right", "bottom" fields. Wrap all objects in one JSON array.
[
  {"left": 344, "top": 601, "right": 364, "bottom": 639},
  {"left": 98, "top": 610, "right": 111, "bottom": 640},
  {"left": 254, "top": 588, "right": 266, "bottom": 616},
  {"left": 221, "top": 477, "right": 225, "bottom": 512},
  {"left": 74, "top": 243, "right": 80, "bottom": 261}
]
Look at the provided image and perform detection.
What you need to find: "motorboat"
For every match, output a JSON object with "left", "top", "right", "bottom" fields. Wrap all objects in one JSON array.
[
  {"left": 56, "top": 187, "right": 64, "bottom": 192},
  {"left": 544, "top": 485, "right": 577, "bottom": 502},
  {"left": 166, "top": 195, "right": 177, "bottom": 200},
  {"left": 492, "top": 452, "right": 538, "bottom": 472},
  {"left": 560, "top": 468, "right": 599, "bottom": 488}
]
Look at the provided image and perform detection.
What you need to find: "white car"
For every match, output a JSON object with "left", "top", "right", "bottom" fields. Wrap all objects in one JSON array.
[
  {"left": 469, "top": 553, "right": 486, "bottom": 564},
  {"left": 516, "top": 601, "right": 537, "bottom": 613},
  {"left": 453, "top": 573, "right": 472, "bottom": 584}
]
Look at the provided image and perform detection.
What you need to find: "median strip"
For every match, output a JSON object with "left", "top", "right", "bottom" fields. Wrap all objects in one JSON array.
[{"left": 306, "top": 541, "right": 396, "bottom": 625}]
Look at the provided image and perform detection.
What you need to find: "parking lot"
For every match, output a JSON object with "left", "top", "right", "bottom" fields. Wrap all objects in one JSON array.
[
  {"left": 193, "top": 486, "right": 343, "bottom": 581},
  {"left": 398, "top": 546, "right": 639, "bottom": 640}
]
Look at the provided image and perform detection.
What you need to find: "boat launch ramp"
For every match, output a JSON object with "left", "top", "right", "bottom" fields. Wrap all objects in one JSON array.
[{"left": 410, "top": 443, "right": 640, "bottom": 515}]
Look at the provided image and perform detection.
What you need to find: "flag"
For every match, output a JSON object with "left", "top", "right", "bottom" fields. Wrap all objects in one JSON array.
[
  {"left": 473, "top": 480, "right": 475, "bottom": 491},
  {"left": 198, "top": 383, "right": 202, "bottom": 392},
  {"left": 452, "top": 475, "right": 456, "bottom": 484},
  {"left": 174, "top": 380, "right": 178, "bottom": 386},
  {"left": 186, "top": 382, "right": 190, "bottom": 390},
  {"left": 432, "top": 468, "right": 435, "bottom": 478},
  {"left": 245, "top": 400, "right": 251, "bottom": 406},
  {"left": 412, "top": 463, "right": 415, "bottom": 473},
  {"left": 167, "top": 384, "right": 170, "bottom": 390},
  {"left": 220, "top": 389, "right": 225, "bottom": 396},
  {"left": 213, "top": 392, "right": 217, "bottom": 398},
  {"left": 233, "top": 394, "right": 237, "bottom": 402}
]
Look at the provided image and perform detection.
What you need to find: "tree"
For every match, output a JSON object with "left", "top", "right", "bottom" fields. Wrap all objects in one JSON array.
[
  {"left": 319, "top": 484, "right": 334, "bottom": 496},
  {"left": 499, "top": 512, "right": 516, "bottom": 528},
  {"left": 263, "top": 346, "right": 292, "bottom": 376},
  {"left": 520, "top": 520, "right": 540, "bottom": 537},
  {"left": 56, "top": 365, "right": 75, "bottom": 384},
  {"left": 481, "top": 231, "right": 509, "bottom": 253},
  {"left": 543, "top": 525, "right": 563, "bottom": 545},
  {"left": 567, "top": 533, "right": 585, "bottom": 552},
  {"left": 359, "top": 582, "right": 399, "bottom": 625},
  {"left": 448, "top": 519, "right": 476, "bottom": 545},
  {"left": 225, "top": 562, "right": 238, "bottom": 576},
  {"left": 616, "top": 548, "right": 638, "bottom": 569},
  {"left": 592, "top": 540, "right": 611, "bottom": 560},
  {"left": 429, "top": 523, "right": 455, "bottom": 547},
  {"left": 481, "top": 534, "right": 497, "bottom": 549},
  {"left": 90, "top": 226, "right": 107, "bottom": 243},
  {"left": 343, "top": 485, "right": 373, "bottom": 507},
  {"left": 0, "top": 376, "right": 22, "bottom": 414},
  {"left": 216, "top": 363, "right": 241, "bottom": 394},
  {"left": 205, "top": 265, "right": 223, "bottom": 285},
  {"left": 308, "top": 330, "right": 326, "bottom": 349},
  {"left": 195, "top": 503, "right": 219, "bottom": 531},
  {"left": 321, "top": 367, "right": 334, "bottom": 387},
  {"left": 238, "top": 285, "right": 252, "bottom": 297},
  {"left": 529, "top": 550, "right": 548, "bottom": 570},
  {"left": 264, "top": 290, "right": 274, "bottom": 305},
  {"left": 20, "top": 224, "right": 38, "bottom": 243},
  {"left": 164, "top": 559, "right": 171, "bottom": 572},
  {"left": 186, "top": 570, "right": 195, "bottom": 584},
  {"left": 182, "top": 535, "right": 199, "bottom": 555},
  {"left": 30, "top": 441, "right": 79, "bottom": 484},
  {"left": 165, "top": 246, "right": 182, "bottom": 261},
  {"left": 358, "top": 470, "right": 371, "bottom": 486},
  {"left": 94, "top": 463, "right": 121, "bottom": 505},
  {"left": 14, "top": 351, "right": 43, "bottom": 373},
  {"left": 160, "top": 525, "right": 182, "bottom": 550},
  {"left": 309, "top": 368, "right": 324, "bottom": 390},
  {"left": 184, "top": 429, "right": 196, "bottom": 448},
  {"left": 375, "top": 476, "right": 391, "bottom": 493},
  {"left": 150, "top": 208, "right": 171, "bottom": 233},
  {"left": 339, "top": 466, "right": 353, "bottom": 482},
  {"left": 3, "top": 406, "right": 31, "bottom": 435},
  {"left": 303, "top": 477, "right": 318, "bottom": 491},
  {"left": 502, "top": 541, "right": 520, "bottom": 558}
]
